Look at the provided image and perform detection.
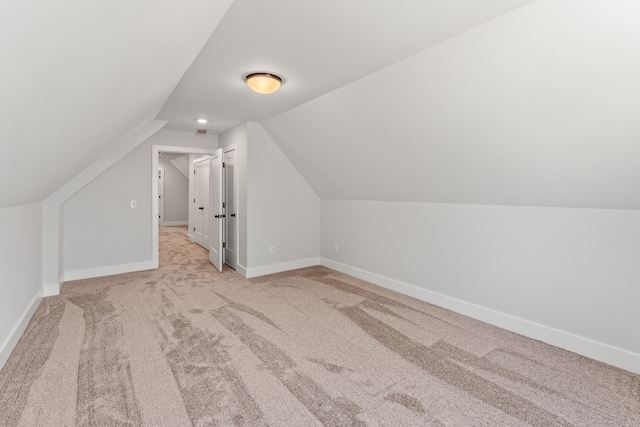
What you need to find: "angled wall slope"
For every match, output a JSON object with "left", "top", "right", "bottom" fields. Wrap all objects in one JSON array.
[
  {"left": 0, "top": 0, "right": 234, "bottom": 369},
  {"left": 263, "top": 0, "right": 640, "bottom": 373}
]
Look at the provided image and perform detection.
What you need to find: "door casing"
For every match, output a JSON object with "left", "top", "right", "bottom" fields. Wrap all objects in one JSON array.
[
  {"left": 151, "top": 145, "right": 216, "bottom": 269},
  {"left": 208, "top": 149, "right": 223, "bottom": 271},
  {"left": 222, "top": 145, "right": 238, "bottom": 270}
]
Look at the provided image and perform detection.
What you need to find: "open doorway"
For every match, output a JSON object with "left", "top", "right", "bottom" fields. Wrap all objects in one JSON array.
[
  {"left": 158, "top": 152, "right": 190, "bottom": 227},
  {"left": 151, "top": 145, "right": 216, "bottom": 269},
  {"left": 151, "top": 144, "right": 239, "bottom": 273}
]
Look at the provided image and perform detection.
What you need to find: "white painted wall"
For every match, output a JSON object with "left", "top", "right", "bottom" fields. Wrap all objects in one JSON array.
[
  {"left": 217, "top": 122, "right": 320, "bottom": 277},
  {"left": 159, "top": 160, "right": 189, "bottom": 224},
  {"left": 42, "top": 120, "right": 167, "bottom": 293},
  {"left": 170, "top": 155, "right": 189, "bottom": 178},
  {"left": 63, "top": 129, "right": 217, "bottom": 280},
  {"left": 320, "top": 200, "right": 640, "bottom": 373},
  {"left": 0, "top": 203, "right": 43, "bottom": 368},
  {"left": 245, "top": 122, "right": 320, "bottom": 276}
]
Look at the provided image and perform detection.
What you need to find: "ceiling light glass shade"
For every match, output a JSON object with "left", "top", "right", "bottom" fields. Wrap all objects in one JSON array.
[
  {"left": 197, "top": 118, "right": 208, "bottom": 124},
  {"left": 245, "top": 73, "right": 282, "bottom": 94}
]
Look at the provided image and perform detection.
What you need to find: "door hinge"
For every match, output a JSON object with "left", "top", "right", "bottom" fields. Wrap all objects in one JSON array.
[
  {"left": 194, "top": 198, "right": 196, "bottom": 203},
  {"left": 193, "top": 227, "right": 196, "bottom": 232},
  {"left": 223, "top": 242, "right": 226, "bottom": 248},
  {"left": 223, "top": 162, "right": 225, "bottom": 168},
  {"left": 222, "top": 202, "right": 225, "bottom": 208},
  {"left": 194, "top": 169, "right": 196, "bottom": 174}
]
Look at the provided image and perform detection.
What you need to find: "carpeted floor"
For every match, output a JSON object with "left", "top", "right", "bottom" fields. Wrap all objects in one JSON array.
[{"left": 0, "top": 226, "right": 638, "bottom": 426}]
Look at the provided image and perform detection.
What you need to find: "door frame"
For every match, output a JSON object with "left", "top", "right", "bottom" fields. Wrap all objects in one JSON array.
[
  {"left": 158, "top": 167, "right": 165, "bottom": 226},
  {"left": 151, "top": 145, "right": 216, "bottom": 269},
  {"left": 222, "top": 144, "right": 238, "bottom": 270},
  {"left": 208, "top": 149, "right": 223, "bottom": 271}
]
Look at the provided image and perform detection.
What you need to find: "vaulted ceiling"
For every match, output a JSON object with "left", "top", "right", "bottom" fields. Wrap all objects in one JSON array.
[
  {"left": 3, "top": 0, "right": 640, "bottom": 210},
  {"left": 157, "top": 0, "right": 535, "bottom": 134},
  {"left": 0, "top": 0, "right": 234, "bottom": 209},
  {"left": 263, "top": 0, "right": 640, "bottom": 209}
]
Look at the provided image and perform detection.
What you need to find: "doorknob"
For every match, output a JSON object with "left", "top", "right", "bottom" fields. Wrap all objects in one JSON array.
[
  {"left": 230, "top": 213, "right": 236, "bottom": 218},
  {"left": 198, "top": 207, "right": 204, "bottom": 210}
]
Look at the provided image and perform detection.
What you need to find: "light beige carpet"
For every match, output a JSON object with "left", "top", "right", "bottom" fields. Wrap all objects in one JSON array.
[{"left": 0, "top": 226, "right": 638, "bottom": 426}]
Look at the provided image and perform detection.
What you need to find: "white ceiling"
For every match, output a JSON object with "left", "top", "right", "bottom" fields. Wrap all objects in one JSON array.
[
  {"left": 157, "top": 0, "right": 536, "bottom": 135},
  {"left": 5, "top": 0, "right": 640, "bottom": 211},
  {"left": 263, "top": 0, "right": 640, "bottom": 209}
]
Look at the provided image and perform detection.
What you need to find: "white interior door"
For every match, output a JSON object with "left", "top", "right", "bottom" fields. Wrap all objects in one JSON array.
[
  {"left": 201, "top": 161, "right": 211, "bottom": 250},
  {"left": 158, "top": 168, "right": 165, "bottom": 226},
  {"left": 193, "top": 158, "right": 208, "bottom": 246},
  {"left": 223, "top": 147, "right": 237, "bottom": 269},
  {"left": 209, "top": 149, "right": 223, "bottom": 271}
]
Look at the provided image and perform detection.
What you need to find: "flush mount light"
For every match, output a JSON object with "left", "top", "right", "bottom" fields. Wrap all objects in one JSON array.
[
  {"left": 197, "top": 118, "right": 208, "bottom": 124},
  {"left": 245, "top": 72, "right": 283, "bottom": 94}
]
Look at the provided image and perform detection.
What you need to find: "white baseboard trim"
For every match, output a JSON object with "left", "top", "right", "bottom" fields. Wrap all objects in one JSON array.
[
  {"left": 162, "top": 221, "right": 188, "bottom": 226},
  {"left": 246, "top": 257, "right": 320, "bottom": 279},
  {"left": 64, "top": 261, "right": 156, "bottom": 282},
  {"left": 0, "top": 284, "right": 45, "bottom": 371},
  {"left": 43, "top": 282, "right": 61, "bottom": 297},
  {"left": 235, "top": 264, "right": 248, "bottom": 278},
  {"left": 320, "top": 258, "right": 640, "bottom": 375}
]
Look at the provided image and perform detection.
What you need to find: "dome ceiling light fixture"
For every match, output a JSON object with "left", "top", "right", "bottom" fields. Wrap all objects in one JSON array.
[
  {"left": 197, "top": 118, "right": 208, "bottom": 124},
  {"left": 245, "top": 72, "right": 283, "bottom": 94}
]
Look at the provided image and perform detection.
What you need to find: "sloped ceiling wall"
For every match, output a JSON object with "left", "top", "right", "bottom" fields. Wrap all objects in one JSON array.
[
  {"left": 0, "top": 0, "right": 233, "bottom": 209},
  {"left": 170, "top": 155, "right": 190, "bottom": 178},
  {"left": 158, "top": 0, "right": 536, "bottom": 134},
  {"left": 263, "top": 0, "right": 640, "bottom": 210}
]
